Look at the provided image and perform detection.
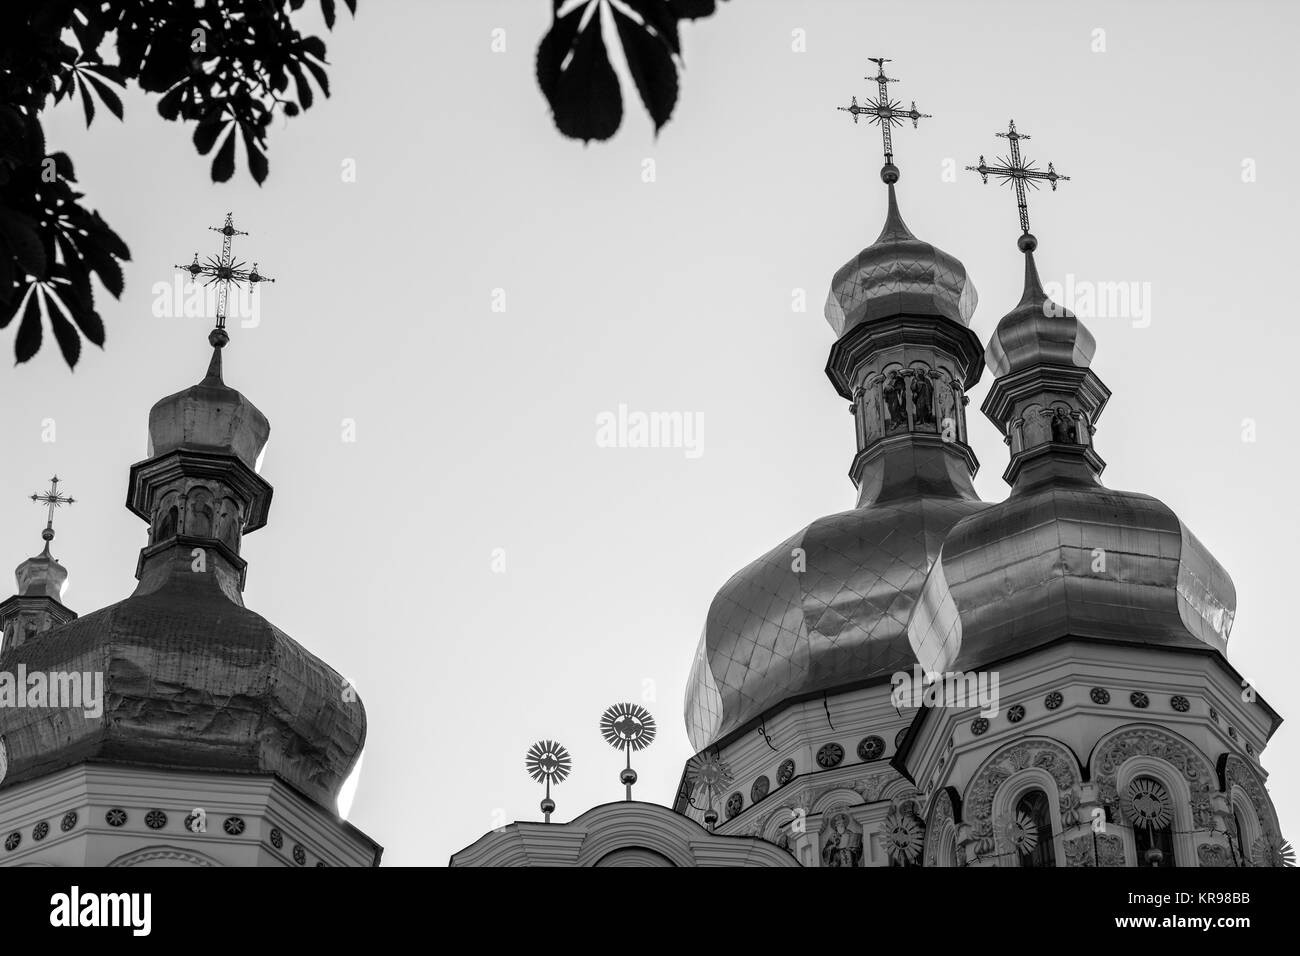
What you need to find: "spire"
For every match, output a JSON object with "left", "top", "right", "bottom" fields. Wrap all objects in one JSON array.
[
  {"left": 201, "top": 326, "right": 228, "bottom": 385},
  {"left": 825, "top": 59, "right": 984, "bottom": 505},
  {"left": 876, "top": 183, "right": 915, "bottom": 243},
  {"left": 128, "top": 215, "right": 278, "bottom": 601},
  {"left": 1, "top": 477, "right": 78, "bottom": 651},
  {"left": 969, "top": 122, "right": 1110, "bottom": 488}
]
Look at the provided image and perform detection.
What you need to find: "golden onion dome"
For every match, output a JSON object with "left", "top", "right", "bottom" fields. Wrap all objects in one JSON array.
[
  {"left": 912, "top": 235, "right": 1234, "bottom": 676},
  {"left": 985, "top": 236, "right": 1095, "bottom": 378},
  {"left": 909, "top": 485, "right": 1236, "bottom": 675},
  {"left": 824, "top": 184, "right": 978, "bottom": 339},
  {"left": 687, "top": 180, "right": 989, "bottom": 752},
  {"left": 687, "top": 495, "right": 987, "bottom": 751}
]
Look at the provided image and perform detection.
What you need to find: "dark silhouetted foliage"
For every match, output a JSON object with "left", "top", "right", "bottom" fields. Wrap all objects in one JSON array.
[
  {"left": 537, "top": 0, "right": 725, "bottom": 143},
  {"left": 1, "top": 0, "right": 355, "bottom": 368}
]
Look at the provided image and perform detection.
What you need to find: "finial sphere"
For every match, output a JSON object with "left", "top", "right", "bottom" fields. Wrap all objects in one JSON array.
[
  {"left": 209, "top": 327, "right": 230, "bottom": 349},
  {"left": 1018, "top": 233, "right": 1038, "bottom": 253},
  {"left": 704, "top": 809, "right": 719, "bottom": 826},
  {"left": 620, "top": 768, "right": 638, "bottom": 786},
  {"left": 880, "top": 163, "right": 900, "bottom": 184},
  {"left": 540, "top": 797, "right": 556, "bottom": 814},
  {"left": 41, "top": 527, "right": 54, "bottom": 542}
]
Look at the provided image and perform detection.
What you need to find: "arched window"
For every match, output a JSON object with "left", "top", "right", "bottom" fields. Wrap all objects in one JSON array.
[
  {"left": 1129, "top": 776, "right": 1177, "bottom": 868},
  {"left": 1014, "top": 789, "right": 1055, "bottom": 868}
]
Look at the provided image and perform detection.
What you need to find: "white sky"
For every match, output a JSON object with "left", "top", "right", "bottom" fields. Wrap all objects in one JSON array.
[{"left": 2, "top": 0, "right": 1296, "bottom": 865}]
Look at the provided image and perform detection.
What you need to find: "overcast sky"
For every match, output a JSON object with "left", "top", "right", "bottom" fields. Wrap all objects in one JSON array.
[{"left": 2, "top": 0, "right": 1296, "bottom": 865}]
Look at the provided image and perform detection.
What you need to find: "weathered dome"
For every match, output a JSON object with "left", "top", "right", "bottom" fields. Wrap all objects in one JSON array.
[
  {"left": 824, "top": 185, "right": 977, "bottom": 338},
  {"left": 13, "top": 542, "right": 68, "bottom": 601},
  {"left": 0, "top": 558, "right": 366, "bottom": 809},
  {"left": 686, "top": 493, "right": 987, "bottom": 750},
  {"left": 147, "top": 346, "right": 269, "bottom": 472},
  {"left": 909, "top": 483, "right": 1236, "bottom": 677}
]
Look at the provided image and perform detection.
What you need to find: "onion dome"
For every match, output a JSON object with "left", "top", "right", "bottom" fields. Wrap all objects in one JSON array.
[
  {"left": 0, "top": 533, "right": 77, "bottom": 654},
  {"left": 686, "top": 495, "right": 987, "bottom": 750},
  {"left": 908, "top": 236, "right": 1236, "bottom": 676},
  {"left": 910, "top": 486, "right": 1237, "bottom": 677},
  {"left": 13, "top": 537, "right": 68, "bottom": 602},
  {"left": 985, "top": 235, "right": 1095, "bottom": 378},
  {"left": 147, "top": 329, "right": 270, "bottom": 472},
  {"left": 824, "top": 185, "right": 978, "bottom": 339},
  {"left": 687, "top": 179, "right": 988, "bottom": 751}
]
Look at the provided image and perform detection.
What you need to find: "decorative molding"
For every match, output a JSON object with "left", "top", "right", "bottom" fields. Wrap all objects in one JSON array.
[
  {"left": 1222, "top": 754, "right": 1281, "bottom": 855},
  {"left": 1064, "top": 835, "right": 1094, "bottom": 867},
  {"left": 107, "top": 845, "right": 220, "bottom": 868},
  {"left": 1093, "top": 726, "right": 1216, "bottom": 829},
  {"left": 923, "top": 787, "right": 957, "bottom": 868},
  {"left": 1197, "top": 843, "right": 1230, "bottom": 867},
  {"left": 964, "top": 738, "right": 1082, "bottom": 855}
]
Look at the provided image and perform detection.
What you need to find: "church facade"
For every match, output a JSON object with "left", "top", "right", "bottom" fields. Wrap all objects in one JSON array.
[{"left": 453, "top": 105, "right": 1287, "bottom": 868}]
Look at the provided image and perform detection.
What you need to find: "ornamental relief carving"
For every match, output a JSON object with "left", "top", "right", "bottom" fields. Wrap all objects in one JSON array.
[
  {"left": 850, "top": 771, "right": 895, "bottom": 804},
  {"left": 1197, "top": 843, "right": 1231, "bottom": 867},
  {"left": 1093, "top": 727, "right": 1216, "bottom": 829},
  {"left": 1223, "top": 754, "right": 1280, "bottom": 849},
  {"left": 1063, "top": 835, "right": 1094, "bottom": 867},
  {"left": 964, "top": 738, "right": 1082, "bottom": 852},
  {"left": 923, "top": 788, "right": 957, "bottom": 868},
  {"left": 1013, "top": 402, "right": 1089, "bottom": 454},
  {"left": 151, "top": 480, "right": 245, "bottom": 551},
  {"left": 1096, "top": 832, "right": 1126, "bottom": 867},
  {"left": 857, "top": 362, "right": 964, "bottom": 448}
]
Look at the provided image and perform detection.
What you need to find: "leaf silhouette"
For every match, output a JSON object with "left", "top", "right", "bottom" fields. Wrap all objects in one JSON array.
[
  {"left": 211, "top": 126, "right": 237, "bottom": 182},
  {"left": 537, "top": 1, "right": 622, "bottom": 142},
  {"left": 613, "top": 5, "right": 678, "bottom": 133},
  {"left": 536, "top": 0, "right": 726, "bottom": 141},
  {"left": 47, "top": 290, "right": 83, "bottom": 368},
  {"left": 14, "top": 290, "right": 42, "bottom": 364}
]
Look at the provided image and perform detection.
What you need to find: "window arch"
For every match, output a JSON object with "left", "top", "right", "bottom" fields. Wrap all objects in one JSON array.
[
  {"left": 1014, "top": 789, "right": 1056, "bottom": 868},
  {"left": 1229, "top": 788, "right": 1261, "bottom": 867},
  {"left": 1128, "top": 775, "right": 1177, "bottom": 867}
]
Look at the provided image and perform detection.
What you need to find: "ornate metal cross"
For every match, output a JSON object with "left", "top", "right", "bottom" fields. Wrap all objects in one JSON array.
[
  {"left": 30, "top": 475, "right": 74, "bottom": 537},
  {"left": 174, "top": 213, "right": 274, "bottom": 334},
  {"left": 967, "top": 120, "right": 1070, "bottom": 236},
  {"left": 837, "top": 57, "right": 931, "bottom": 166}
]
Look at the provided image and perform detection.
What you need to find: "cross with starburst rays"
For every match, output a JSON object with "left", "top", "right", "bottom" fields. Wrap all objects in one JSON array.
[
  {"left": 685, "top": 750, "right": 732, "bottom": 830},
  {"left": 837, "top": 57, "right": 931, "bottom": 168},
  {"left": 524, "top": 739, "right": 572, "bottom": 823},
  {"left": 599, "top": 702, "right": 656, "bottom": 801},
  {"left": 174, "top": 212, "right": 274, "bottom": 336},
  {"left": 30, "top": 475, "right": 75, "bottom": 543},
  {"left": 967, "top": 120, "right": 1070, "bottom": 237}
]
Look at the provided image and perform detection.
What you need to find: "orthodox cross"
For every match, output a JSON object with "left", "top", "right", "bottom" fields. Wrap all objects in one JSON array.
[
  {"left": 837, "top": 57, "right": 931, "bottom": 169},
  {"left": 174, "top": 213, "right": 274, "bottom": 338},
  {"left": 30, "top": 475, "right": 74, "bottom": 543},
  {"left": 967, "top": 120, "right": 1070, "bottom": 237}
]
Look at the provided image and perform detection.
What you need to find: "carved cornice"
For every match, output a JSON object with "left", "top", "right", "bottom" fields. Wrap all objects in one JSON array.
[
  {"left": 126, "top": 448, "right": 273, "bottom": 534},
  {"left": 826, "top": 314, "right": 985, "bottom": 399}
]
